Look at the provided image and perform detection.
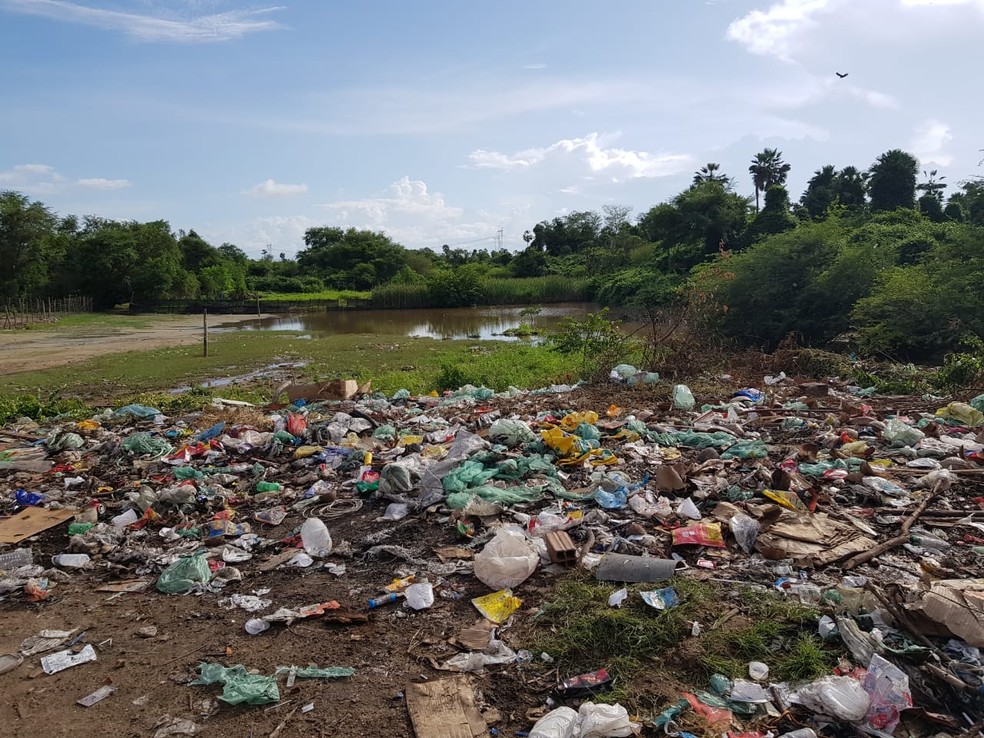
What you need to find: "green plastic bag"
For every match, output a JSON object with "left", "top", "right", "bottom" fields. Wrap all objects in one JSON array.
[
  {"left": 373, "top": 425, "right": 397, "bottom": 441},
  {"left": 883, "top": 418, "right": 925, "bottom": 447},
  {"left": 574, "top": 422, "right": 602, "bottom": 441},
  {"left": 156, "top": 553, "right": 213, "bottom": 594},
  {"left": 442, "top": 460, "right": 499, "bottom": 494},
  {"left": 276, "top": 666, "right": 355, "bottom": 679},
  {"left": 672, "top": 384, "right": 696, "bottom": 411},
  {"left": 191, "top": 663, "right": 280, "bottom": 705},
  {"left": 971, "top": 394, "right": 984, "bottom": 414},
  {"left": 123, "top": 432, "right": 172, "bottom": 457},
  {"left": 445, "top": 484, "right": 545, "bottom": 508},
  {"left": 47, "top": 431, "right": 84, "bottom": 452},
  {"left": 113, "top": 403, "right": 162, "bottom": 419},
  {"left": 720, "top": 440, "right": 769, "bottom": 460},
  {"left": 487, "top": 419, "right": 538, "bottom": 447},
  {"left": 174, "top": 467, "right": 205, "bottom": 481},
  {"left": 651, "top": 431, "right": 737, "bottom": 449}
]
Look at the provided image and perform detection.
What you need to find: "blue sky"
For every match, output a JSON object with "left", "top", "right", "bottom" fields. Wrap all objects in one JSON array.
[{"left": 1, "top": 0, "right": 980, "bottom": 256}]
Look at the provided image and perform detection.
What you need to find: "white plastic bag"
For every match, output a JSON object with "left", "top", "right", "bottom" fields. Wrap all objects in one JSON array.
[
  {"left": 404, "top": 582, "right": 434, "bottom": 610},
  {"left": 529, "top": 706, "right": 579, "bottom": 738},
  {"left": 578, "top": 702, "right": 638, "bottom": 737},
  {"left": 729, "top": 513, "right": 760, "bottom": 553},
  {"left": 793, "top": 675, "right": 871, "bottom": 723},
  {"left": 300, "top": 518, "right": 332, "bottom": 558},
  {"left": 473, "top": 526, "right": 538, "bottom": 590}
]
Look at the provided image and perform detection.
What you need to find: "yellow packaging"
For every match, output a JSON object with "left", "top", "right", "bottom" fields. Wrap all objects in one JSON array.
[
  {"left": 293, "top": 445, "right": 321, "bottom": 459},
  {"left": 762, "top": 489, "right": 808, "bottom": 512},
  {"left": 472, "top": 589, "right": 522, "bottom": 624},
  {"left": 559, "top": 411, "right": 599, "bottom": 432},
  {"left": 76, "top": 419, "right": 100, "bottom": 432}
]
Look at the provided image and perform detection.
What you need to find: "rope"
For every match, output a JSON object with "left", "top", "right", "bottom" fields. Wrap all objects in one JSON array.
[{"left": 302, "top": 498, "right": 363, "bottom": 519}]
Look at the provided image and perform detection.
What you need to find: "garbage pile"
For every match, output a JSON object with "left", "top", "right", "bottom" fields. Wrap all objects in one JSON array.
[{"left": 1, "top": 376, "right": 984, "bottom": 737}]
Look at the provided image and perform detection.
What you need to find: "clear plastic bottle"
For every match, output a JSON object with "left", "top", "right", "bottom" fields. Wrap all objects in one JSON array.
[{"left": 0, "top": 548, "right": 33, "bottom": 570}]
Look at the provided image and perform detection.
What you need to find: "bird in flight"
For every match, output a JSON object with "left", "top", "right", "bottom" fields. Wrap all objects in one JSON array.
[{"left": 836, "top": 72, "right": 849, "bottom": 78}]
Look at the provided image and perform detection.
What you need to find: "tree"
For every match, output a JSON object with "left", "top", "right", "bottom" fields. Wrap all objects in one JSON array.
[
  {"left": 916, "top": 169, "right": 947, "bottom": 202},
  {"left": 833, "top": 166, "right": 867, "bottom": 208},
  {"left": 297, "top": 227, "right": 407, "bottom": 289},
  {"left": 178, "top": 230, "right": 220, "bottom": 272},
  {"left": 0, "top": 191, "right": 58, "bottom": 300},
  {"left": 800, "top": 165, "right": 838, "bottom": 219},
  {"left": 748, "top": 149, "right": 791, "bottom": 212},
  {"left": 948, "top": 180, "right": 984, "bottom": 226},
  {"left": 746, "top": 185, "right": 797, "bottom": 244},
  {"left": 868, "top": 149, "right": 919, "bottom": 212},
  {"left": 918, "top": 194, "right": 945, "bottom": 223},
  {"left": 693, "top": 163, "right": 731, "bottom": 188},
  {"left": 530, "top": 211, "right": 602, "bottom": 257}
]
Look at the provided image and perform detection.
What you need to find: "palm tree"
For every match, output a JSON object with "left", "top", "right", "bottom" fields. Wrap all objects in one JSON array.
[
  {"left": 693, "top": 162, "right": 729, "bottom": 187},
  {"left": 916, "top": 170, "right": 947, "bottom": 202},
  {"left": 748, "top": 149, "right": 791, "bottom": 212}
]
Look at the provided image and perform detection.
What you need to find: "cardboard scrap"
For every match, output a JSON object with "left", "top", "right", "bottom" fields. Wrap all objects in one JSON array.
[
  {"left": 95, "top": 579, "right": 152, "bottom": 593},
  {"left": 286, "top": 379, "right": 359, "bottom": 403},
  {"left": 906, "top": 579, "right": 984, "bottom": 647},
  {"left": 455, "top": 620, "right": 494, "bottom": 652},
  {"left": 0, "top": 507, "right": 77, "bottom": 545},
  {"left": 406, "top": 677, "right": 487, "bottom": 738},
  {"left": 754, "top": 511, "right": 875, "bottom": 568}
]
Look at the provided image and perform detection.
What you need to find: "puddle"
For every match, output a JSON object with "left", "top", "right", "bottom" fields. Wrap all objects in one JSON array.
[{"left": 169, "top": 362, "right": 307, "bottom": 394}]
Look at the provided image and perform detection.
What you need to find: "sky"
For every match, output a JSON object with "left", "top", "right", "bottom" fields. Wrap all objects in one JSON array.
[{"left": 1, "top": 0, "right": 981, "bottom": 257}]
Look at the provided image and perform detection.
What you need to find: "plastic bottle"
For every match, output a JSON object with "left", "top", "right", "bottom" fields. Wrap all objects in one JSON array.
[
  {"left": 0, "top": 548, "right": 33, "bottom": 570},
  {"left": 52, "top": 553, "right": 90, "bottom": 568},
  {"left": 15, "top": 489, "right": 47, "bottom": 506},
  {"left": 368, "top": 593, "right": 400, "bottom": 609},
  {"left": 909, "top": 534, "right": 951, "bottom": 551},
  {"left": 255, "top": 481, "right": 282, "bottom": 493}
]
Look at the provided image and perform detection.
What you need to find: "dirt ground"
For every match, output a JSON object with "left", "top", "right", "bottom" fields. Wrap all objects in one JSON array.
[
  {"left": 0, "top": 316, "right": 269, "bottom": 375},
  {"left": 0, "top": 503, "right": 557, "bottom": 738}
]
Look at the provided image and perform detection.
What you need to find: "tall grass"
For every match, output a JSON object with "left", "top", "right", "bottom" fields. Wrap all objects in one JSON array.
[{"left": 370, "top": 276, "right": 592, "bottom": 309}]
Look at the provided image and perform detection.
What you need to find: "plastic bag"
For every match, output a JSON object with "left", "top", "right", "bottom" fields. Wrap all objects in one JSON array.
[
  {"left": 935, "top": 401, "right": 984, "bottom": 427},
  {"left": 300, "top": 518, "right": 332, "bottom": 558},
  {"left": 610, "top": 364, "right": 639, "bottom": 381},
  {"left": 672, "top": 522, "right": 725, "bottom": 548},
  {"left": 861, "top": 654, "right": 912, "bottom": 734},
  {"left": 578, "top": 702, "right": 638, "bottom": 738},
  {"left": 882, "top": 418, "right": 925, "bottom": 448},
  {"left": 793, "top": 675, "right": 871, "bottom": 723},
  {"left": 157, "top": 553, "right": 212, "bottom": 594},
  {"left": 123, "top": 432, "right": 172, "bottom": 457},
  {"left": 762, "top": 489, "right": 807, "bottom": 512},
  {"left": 529, "top": 706, "right": 579, "bottom": 738},
  {"left": 372, "top": 424, "right": 397, "bottom": 441},
  {"left": 651, "top": 431, "right": 736, "bottom": 449},
  {"left": 404, "top": 582, "right": 434, "bottom": 610},
  {"left": 191, "top": 663, "right": 279, "bottom": 705},
  {"left": 471, "top": 589, "right": 522, "bottom": 624},
  {"left": 473, "top": 526, "right": 538, "bottom": 590},
  {"left": 672, "top": 384, "right": 696, "bottom": 411},
  {"left": 488, "top": 419, "right": 538, "bottom": 447},
  {"left": 721, "top": 440, "right": 769, "bottom": 460},
  {"left": 113, "top": 403, "right": 162, "bottom": 419},
  {"left": 47, "top": 431, "right": 84, "bottom": 452},
  {"left": 729, "top": 513, "right": 760, "bottom": 553}
]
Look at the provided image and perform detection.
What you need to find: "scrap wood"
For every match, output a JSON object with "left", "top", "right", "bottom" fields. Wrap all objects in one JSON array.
[{"left": 842, "top": 482, "right": 946, "bottom": 570}]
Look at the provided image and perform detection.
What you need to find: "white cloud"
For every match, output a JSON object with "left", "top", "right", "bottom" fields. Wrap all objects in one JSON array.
[
  {"left": 725, "top": 0, "right": 833, "bottom": 61},
  {"left": 469, "top": 133, "right": 693, "bottom": 181},
  {"left": 321, "top": 176, "right": 463, "bottom": 225},
  {"left": 0, "top": 0, "right": 283, "bottom": 42},
  {"left": 0, "top": 163, "right": 134, "bottom": 195},
  {"left": 910, "top": 119, "right": 953, "bottom": 166},
  {"left": 76, "top": 177, "right": 131, "bottom": 190},
  {"left": 522, "top": 63, "right": 547, "bottom": 70},
  {"left": 244, "top": 179, "right": 308, "bottom": 197}
]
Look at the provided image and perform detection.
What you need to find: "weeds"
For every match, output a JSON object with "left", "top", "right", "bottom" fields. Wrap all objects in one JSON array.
[
  {"left": 550, "top": 308, "right": 638, "bottom": 383},
  {"left": 0, "top": 393, "right": 90, "bottom": 425}
]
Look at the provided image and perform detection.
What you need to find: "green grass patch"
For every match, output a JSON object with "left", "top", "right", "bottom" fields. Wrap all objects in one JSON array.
[
  {"left": 3, "top": 312, "right": 176, "bottom": 333},
  {"left": 529, "top": 574, "right": 837, "bottom": 716},
  {"left": 256, "top": 290, "right": 370, "bottom": 302},
  {"left": 0, "top": 331, "right": 581, "bottom": 402},
  {"left": 0, "top": 393, "right": 91, "bottom": 426}
]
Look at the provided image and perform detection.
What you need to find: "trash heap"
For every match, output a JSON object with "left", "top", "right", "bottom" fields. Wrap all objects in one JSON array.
[{"left": 1, "top": 376, "right": 984, "bottom": 737}]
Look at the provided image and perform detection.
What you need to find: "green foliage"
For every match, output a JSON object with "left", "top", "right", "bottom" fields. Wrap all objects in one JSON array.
[
  {"left": 868, "top": 149, "right": 919, "bottom": 212},
  {"left": 433, "top": 344, "right": 573, "bottom": 391},
  {"left": 551, "top": 308, "right": 635, "bottom": 381},
  {"left": 297, "top": 227, "right": 408, "bottom": 289},
  {"left": 749, "top": 148, "right": 791, "bottom": 212},
  {"left": 370, "top": 276, "right": 589, "bottom": 309},
  {"left": 800, "top": 165, "right": 839, "bottom": 219},
  {"left": 0, "top": 191, "right": 60, "bottom": 300},
  {"left": 0, "top": 393, "right": 90, "bottom": 426},
  {"left": 745, "top": 185, "right": 797, "bottom": 244}
]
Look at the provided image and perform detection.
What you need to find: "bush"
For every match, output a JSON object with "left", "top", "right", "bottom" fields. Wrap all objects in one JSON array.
[{"left": 550, "top": 308, "right": 636, "bottom": 382}]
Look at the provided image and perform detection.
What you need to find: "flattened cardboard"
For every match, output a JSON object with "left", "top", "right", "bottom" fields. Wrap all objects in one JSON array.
[
  {"left": 0, "top": 507, "right": 77, "bottom": 545},
  {"left": 909, "top": 579, "right": 984, "bottom": 647},
  {"left": 406, "top": 677, "right": 486, "bottom": 738},
  {"left": 286, "top": 379, "right": 358, "bottom": 403}
]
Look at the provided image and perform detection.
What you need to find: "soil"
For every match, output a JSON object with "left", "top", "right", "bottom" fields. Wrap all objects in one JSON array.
[{"left": 0, "top": 316, "right": 271, "bottom": 375}]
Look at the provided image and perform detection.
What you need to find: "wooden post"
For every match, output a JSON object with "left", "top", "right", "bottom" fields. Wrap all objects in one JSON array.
[
  {"left": 203, "top": 309, "right": 209, "bottom": 357},
  {"left": 256, "top": 297, "right": 261, "bottom": 317}
]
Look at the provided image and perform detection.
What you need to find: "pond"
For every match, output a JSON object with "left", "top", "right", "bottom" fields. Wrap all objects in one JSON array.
[{"left": 226, "top": 303, "right": 604, "bottom": 342}]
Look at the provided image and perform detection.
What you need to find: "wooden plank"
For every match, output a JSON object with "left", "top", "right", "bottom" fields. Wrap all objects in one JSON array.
[
  {"left": 405, "top": 677, "right": 486, "bottom": 738},
  {"left": 0, "top": 508, "right": 77, "bottom": 545}
]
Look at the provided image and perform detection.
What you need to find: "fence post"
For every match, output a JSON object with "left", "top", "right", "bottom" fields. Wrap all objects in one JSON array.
[{"left": 203, "top": 309, "right": 209, "bottom": 357}]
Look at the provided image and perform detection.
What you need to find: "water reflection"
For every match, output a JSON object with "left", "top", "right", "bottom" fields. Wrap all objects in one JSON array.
[{"left": 226, "top": 303, "right": 600, "bottom": 341}]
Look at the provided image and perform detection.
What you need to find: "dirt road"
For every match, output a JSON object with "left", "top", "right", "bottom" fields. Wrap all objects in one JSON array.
[{"left": 0, "top": 316, "right": 266, "bottom": 375}]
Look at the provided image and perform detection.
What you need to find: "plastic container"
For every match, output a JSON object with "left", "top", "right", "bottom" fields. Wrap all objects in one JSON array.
[
  {"left": 368, "top": 593, "right": 400, "bottom": 609},
  {"left": 300, "top": 517, "right": 332, "bottom": 558},
  {"left": 255, "top": 481, "right": 282, "bottom": 493},
  {"left": 52, "top": 554, "right": 90, "bottom": 568},
  {"left": 0, "top": 548, "right": 33, "bottom": 570},
  {"left": 111, "top": 509, "right": 139, "bottom": 527}
]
